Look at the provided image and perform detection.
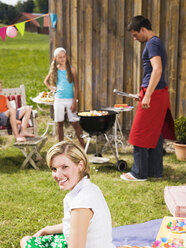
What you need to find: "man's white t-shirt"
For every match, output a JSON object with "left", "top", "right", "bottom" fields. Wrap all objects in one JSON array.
[{"left": 63, "top": 176, "right": 116, "bottom": 248}]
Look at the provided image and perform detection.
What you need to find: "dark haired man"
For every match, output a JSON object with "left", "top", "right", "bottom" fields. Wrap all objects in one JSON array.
[{"left": 120, "top": 16, "right": 175, "bottom": 181}]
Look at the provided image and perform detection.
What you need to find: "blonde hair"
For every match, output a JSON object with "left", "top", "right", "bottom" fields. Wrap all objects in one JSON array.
[
  {"left": 46, "top": 141, "right": 90, "bottom": 179},
  {"left": 48, "top": 50, "right": 74, "bottom": 86}
]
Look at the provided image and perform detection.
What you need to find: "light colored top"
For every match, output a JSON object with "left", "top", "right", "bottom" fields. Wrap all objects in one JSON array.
[
  {"left": 63, "top": 176, "right": 116, "bottom": 248},
  {"left": 55, "top": 69, "right": 74, "bottom": 99}
]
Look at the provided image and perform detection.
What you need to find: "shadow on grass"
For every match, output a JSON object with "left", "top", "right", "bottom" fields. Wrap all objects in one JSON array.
[
  {"left": 92, "top": 162, "right": 118, "bottom": 173},
  {"left": 0, "top": 151, "right": 49, "bottom": 174}
]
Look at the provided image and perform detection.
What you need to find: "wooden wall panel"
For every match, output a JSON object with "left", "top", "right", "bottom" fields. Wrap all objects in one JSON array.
[
  {"left": 78, "top": 0, "right": 85, "bottom": 110},
  {"left": 49, "top": 0, "right": 56, "bottom": 62},
  {"left": 115, "top": 0, "right": 125, "bottom": 127},
  {"left": 71, "top": 0, "right": 78, "bottom": 70},
  {"left": 99, "top": 0, "right": 108, "bottom": 107},
  {"left": 49, "top": 0, "right": 186, "bottom": 130},
  {"left": 166, "top": 0, "right": 180, "bottom": 117},
  {"left": 85, "top": 0, "right": 93, "bottom": 110},
  {"left": 108, "top": 0, "right": 116, "bottom": 107},
  {"left": 92, "top": 0, "right": 101, "bottom": 109},
  {"left": 177, "top": 0, "right": 186, "bottom": 117}
]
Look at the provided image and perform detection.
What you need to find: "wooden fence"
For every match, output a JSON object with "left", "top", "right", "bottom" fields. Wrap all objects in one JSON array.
[{"left": 49, "top": 0, "right": 186, "bottom": 130}]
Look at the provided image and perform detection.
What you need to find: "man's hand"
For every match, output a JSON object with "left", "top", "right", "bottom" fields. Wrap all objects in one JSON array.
[
  {"left": 134, "top": 93, "right": 140, "bottom": 101},
  {"left": 141, "top": 94, "right": 151, "bottom": 109}
]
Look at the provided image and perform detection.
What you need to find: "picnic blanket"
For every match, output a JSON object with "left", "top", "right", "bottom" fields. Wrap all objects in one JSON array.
[{"left": 112, "top": 219, "right": 163, "bottom": 247}]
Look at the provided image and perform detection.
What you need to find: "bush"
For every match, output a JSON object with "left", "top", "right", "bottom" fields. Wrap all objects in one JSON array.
[{"left": 174, "top": 116, "right": 186, "bottom": 144}]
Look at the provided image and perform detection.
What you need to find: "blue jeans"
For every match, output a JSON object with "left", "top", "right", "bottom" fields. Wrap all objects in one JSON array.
[{"left": 131, "top": 135, "right": 163, "bottom": 179}]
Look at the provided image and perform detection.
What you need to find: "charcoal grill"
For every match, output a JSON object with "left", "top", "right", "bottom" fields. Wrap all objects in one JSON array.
[{"left": 78, "top": 110, "right": 127, "bottom": 171}]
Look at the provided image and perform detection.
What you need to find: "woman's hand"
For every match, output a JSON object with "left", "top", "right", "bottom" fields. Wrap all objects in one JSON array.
[
  {"left": 33, "top": 224, "right": 63, "bottom": 238},
  {"left": 33, "top": 226, "right": 51, "bottom": 237}
]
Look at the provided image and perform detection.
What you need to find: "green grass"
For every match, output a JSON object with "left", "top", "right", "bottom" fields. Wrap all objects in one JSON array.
[
  {"left": 0, "top": 31, "right": 49, "bottom": 106},
  {"left": 0, "top": 139, "right": 185, "bottom": 247},
  {"left": 0, "top": 30, "right": 186, "bottom": 248}
]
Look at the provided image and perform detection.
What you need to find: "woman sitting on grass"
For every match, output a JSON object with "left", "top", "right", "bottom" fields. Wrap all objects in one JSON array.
[{"left": 20, "top": 141, "right": 116, "bottom": 248}]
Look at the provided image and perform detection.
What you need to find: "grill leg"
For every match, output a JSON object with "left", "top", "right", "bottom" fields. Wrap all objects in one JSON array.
[
  {"left": 104, "top": 133, "right": 118, "bottom": 161},
  {"left": 84, "top": 136, "right": 91, "bottom": 154}
]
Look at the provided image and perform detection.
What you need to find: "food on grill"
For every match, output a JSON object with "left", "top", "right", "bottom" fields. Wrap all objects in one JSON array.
[
  {"left": 114, "top": 103, "right": 128, "bottom": 108},
  {"left": 78, "top": 110, "right": 109, "bottom": 117},
  {"left": 39, "top": 91, "right": 54, "bottom": 103}
]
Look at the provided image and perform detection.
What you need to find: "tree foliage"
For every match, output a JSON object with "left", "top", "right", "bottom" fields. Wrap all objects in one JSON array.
[
  {"left": 15, "top": 0, "right": 35, "bottom": 13},
  {"left": 0, "top": 3, "right": 18, "bottom": 24},
  {"left": 33, "top": 0, "right": 48, "bottom": 13},
  {"left": 0, "top": 0, "right": 48, "bottom": 24}
]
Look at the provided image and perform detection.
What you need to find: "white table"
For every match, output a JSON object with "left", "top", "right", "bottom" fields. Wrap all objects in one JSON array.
[{"left": 31, "top": 96, "right": 56, "bottom": 137}]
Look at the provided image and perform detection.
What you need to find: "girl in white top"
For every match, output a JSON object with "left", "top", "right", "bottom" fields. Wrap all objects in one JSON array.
[{"left": 20, "top": 141, "right": 116, "bottom": 248}]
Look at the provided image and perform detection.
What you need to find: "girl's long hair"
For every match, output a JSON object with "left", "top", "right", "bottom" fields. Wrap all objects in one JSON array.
[{"left": 48, "top": 56, "right": 74, "bottom": 86}]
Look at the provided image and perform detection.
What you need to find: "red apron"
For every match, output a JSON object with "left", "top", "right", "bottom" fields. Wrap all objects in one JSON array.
[{"left": 129, "top": 87, "right": 176, "bottom": 148}]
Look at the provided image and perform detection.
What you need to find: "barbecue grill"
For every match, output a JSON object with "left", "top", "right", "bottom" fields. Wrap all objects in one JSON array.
[{"left": 78, "top": 110, "right": 127, "bottom": 171}]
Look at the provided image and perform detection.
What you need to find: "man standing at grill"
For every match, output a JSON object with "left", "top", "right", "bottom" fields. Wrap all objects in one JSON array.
[{"left": 120, "top": 15, "right": 175, "bottom": 181}]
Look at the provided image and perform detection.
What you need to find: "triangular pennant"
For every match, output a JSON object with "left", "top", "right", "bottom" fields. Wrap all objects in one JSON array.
[
  {"left": 50, "top": 13, "right": 57, "bottom": 28},
  {"left": 0, "top": 27, "right": 7, "bottom": 41},
  {"left": 36, "top": 16, "right": 44, "bottom": 29},
  {"left": 15, "top": 22, "right": 25, "bottom": 36}
]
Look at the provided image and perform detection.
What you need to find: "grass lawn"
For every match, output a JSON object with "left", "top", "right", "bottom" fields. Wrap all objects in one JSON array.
[{"left": 0, "top": 31, "right": 186, "bottom": 248}]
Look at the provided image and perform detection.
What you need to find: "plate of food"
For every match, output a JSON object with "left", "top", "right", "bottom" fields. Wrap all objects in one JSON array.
[
  {"left": 78, "top": 110, "right": 109, "bottom": 117},
  {"left": 39, "top": 91, "right": 54, "bottom": 103}
]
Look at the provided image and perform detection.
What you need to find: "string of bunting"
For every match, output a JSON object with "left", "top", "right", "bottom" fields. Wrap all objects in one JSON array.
[{"left": 0, "top": 13, "right": 57, "bottom": 42}]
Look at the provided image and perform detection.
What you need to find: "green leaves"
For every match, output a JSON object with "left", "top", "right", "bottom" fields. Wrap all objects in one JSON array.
[{"left": 175, "top": 116, "right": 186, "bottom": 144}]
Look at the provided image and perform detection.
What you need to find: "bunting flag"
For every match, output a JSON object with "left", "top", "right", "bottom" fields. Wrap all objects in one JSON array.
[
  {"left": 36, "top": 16, "right": 44, "bottom": 29},
  {"left": 0, "top": 27, "right": 7, "bottom": 41},
  {"left": 15, "top": 22, "right": 25, "bottom": 36},
  {"left": 0, "top": 13, "right": 57, "bottom": 42},
  {"left": 50, "top": 13, "right": 57, "bottom": 28}
]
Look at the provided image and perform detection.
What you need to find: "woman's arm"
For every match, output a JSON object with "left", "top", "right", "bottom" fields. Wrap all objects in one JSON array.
[
  {"left": 68, "top": 208, "right": 93, "bottom": 248},
  {"left": 70, "top": 66, "right": 78, "bottom": 112},
  {"left": 33, "top": 223, "right": 63, "bottom": 238}
]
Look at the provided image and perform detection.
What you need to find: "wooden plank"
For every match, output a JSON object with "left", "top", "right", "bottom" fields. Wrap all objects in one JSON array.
[
  {"left": 56, "top": 0, "right": 63, "bottom": 47},
  {"left": 99, "top": 0, "right": 108, "bottom": 108},
  {"left": 133, "top": 0, "right": 142, "bottom": 94},
  {"left": 65, "top": 0, "right": 71, "bottom": 60},
  {"left": 84, "top": 0, "right": 93, "bottom": 110},
  {"left": 115, "top": 0, "right": 125, "bottom": 127},
  {"left": 71, "top": 0, "right": 78, "bottom": 70},
  {"left": 92, "top": 0, "right": 101, "bottom": 109},
  {"left": 177, "top": 0, "right": 186, "bottom": 117},
  {"left": 78, "top": 0, "right": 85, "bottom": 111},
  {"left": 166, "top": 0, "right": 179, "bottom": 118},
  {"left": 49, "top": 0, "right": 57, "bottom": 62},
  {"left": 128, "top": 0, "right": 142, "bottom": 130},
  {"left": 107, "top": 0, "right": 116, "bottom": 107},
  {"left": 151, "top": 0, "right": 160, "bottom": 36},
  {"left": 123, "top": 0, "right": 134, "bottom": 130}
]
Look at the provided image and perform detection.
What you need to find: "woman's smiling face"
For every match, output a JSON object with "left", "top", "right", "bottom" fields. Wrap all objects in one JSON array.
[{"left": 51, "top": 154, "right": 83, "bottom": 191}]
